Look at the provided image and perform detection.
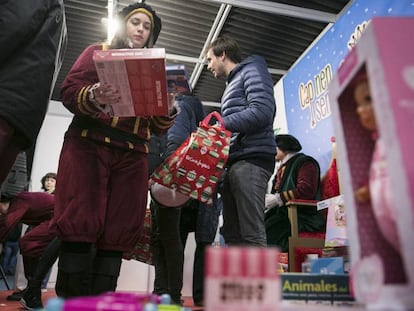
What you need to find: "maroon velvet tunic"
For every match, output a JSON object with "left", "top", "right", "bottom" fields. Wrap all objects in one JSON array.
[{"left": 52, "top": 44, "right": 175, "bottom": 251}]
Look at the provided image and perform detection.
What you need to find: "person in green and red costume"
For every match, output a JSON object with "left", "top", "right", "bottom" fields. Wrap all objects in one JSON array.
[{"left": 264, "top": 134, "right": 324, "bottom": 251}]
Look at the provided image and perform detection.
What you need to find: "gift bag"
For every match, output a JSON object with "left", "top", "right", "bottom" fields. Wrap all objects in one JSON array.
[
  {"left": 151, "top": 111, "right": 230, "bottom": 204},
  {"left": 123, "top": 209, "right": 154, "bottom": 265}
]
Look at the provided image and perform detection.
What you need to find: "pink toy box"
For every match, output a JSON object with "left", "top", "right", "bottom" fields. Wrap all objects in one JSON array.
[
  {"left": 205, "top": 246, "right": 280, "bottom": 311},
  {"left": 329, "top": 17, "right": 414, "bottom": 309}
]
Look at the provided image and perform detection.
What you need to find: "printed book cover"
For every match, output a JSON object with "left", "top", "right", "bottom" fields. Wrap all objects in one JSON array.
[
  {"left": 93, "top": 48, "right": 168, "bottom": 117},
  {"left": 166, "top": 64, "right": 192, "bottom": 95}
]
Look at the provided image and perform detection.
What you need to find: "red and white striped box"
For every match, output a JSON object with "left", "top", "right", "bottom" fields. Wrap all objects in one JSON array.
[{"left": 205, "top": 246, "right": 281, "bottom": 311}]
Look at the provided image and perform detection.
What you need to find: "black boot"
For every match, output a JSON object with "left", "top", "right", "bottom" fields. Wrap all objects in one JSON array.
[
  {"left": 90, "top": 250, "right": 122, "bottom": 295},
  {"left": 20, "top": 238, "right": 61, "bottom": 310},
  {"left": 6, "top": 255, "right": 39, "bottom": 301},
  {"left": 151, "top": 202, "right": 168, "bottom": 295},
  {"left": 20, "top": 280, "right": 42, "bottom": 310},
  {"left": 55, "top": 242, "right": 93, "bottom": 298},
  {"left": 6, "top": 289, "right": 27, "bottom": 301}
]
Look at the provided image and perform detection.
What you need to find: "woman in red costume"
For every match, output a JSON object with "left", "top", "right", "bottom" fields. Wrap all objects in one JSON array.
[{"left": 51, "top": 1, "right": 176, "bottom": 298}]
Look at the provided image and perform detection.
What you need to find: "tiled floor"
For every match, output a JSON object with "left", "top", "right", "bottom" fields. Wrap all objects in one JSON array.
[
  {"left": 1, "top": 272, "right": 205, "bottom": 310},
  {"left": 0, "top": 288, "right": 204, "bottom": 311},
  {"left": 0, "top": 288, "right": 53, "bottom": 310}
]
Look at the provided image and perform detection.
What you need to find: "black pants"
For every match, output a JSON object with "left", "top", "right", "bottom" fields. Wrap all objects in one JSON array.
[
  {"left": 264, "top": 207, "right": 291, "bottom": 252},
  {"left": 179, "top": 202, "right": 209, "bottom": 304},
  {"left": 150, "top": 201, "right": 184, "bottom": 304}
]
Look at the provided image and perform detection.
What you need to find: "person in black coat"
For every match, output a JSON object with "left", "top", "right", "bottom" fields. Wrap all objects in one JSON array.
[
  {"left": 150, "top": 94, "right": 220, "bottom": 306},
  {"left": 0, "top": 0, "right": 67, "bottom": 191}
]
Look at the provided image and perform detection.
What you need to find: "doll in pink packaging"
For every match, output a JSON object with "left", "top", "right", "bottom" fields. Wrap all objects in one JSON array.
[{"left": 352, "top": 74, "right": 400, "bottom": 252}]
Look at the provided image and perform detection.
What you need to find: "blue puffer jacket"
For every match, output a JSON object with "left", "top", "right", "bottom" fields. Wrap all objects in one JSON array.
[
  {"left": 165, "top": 95, "right": 205, "bottom": 158},
  {"left": 221, "top": 55, "right": 276, "bottom": 164}
]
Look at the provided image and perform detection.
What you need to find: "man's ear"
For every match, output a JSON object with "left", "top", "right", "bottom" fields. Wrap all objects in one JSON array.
[{"left": 220, "top": 51, "right": 226, "bottom": 61}]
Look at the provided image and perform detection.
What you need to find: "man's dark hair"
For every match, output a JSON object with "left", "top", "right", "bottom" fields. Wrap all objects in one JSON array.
[{"left": 208, "top": 36, "right": 243, "bottom": 63}]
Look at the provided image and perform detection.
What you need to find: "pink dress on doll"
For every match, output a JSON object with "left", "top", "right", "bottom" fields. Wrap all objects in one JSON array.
[{"left": 369, "top": 133, "right": 400, "bottom": 252}]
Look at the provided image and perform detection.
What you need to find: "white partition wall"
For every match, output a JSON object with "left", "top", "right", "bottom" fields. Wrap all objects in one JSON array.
[
  {"left": 274, "top": 79, "right": 288, "bottom": 134},
  {"left": 15, "top": 100, "right": 73, "bottom": 290},
  {"left": 30, "top": 100, "right": 72, "bottom": 191}
]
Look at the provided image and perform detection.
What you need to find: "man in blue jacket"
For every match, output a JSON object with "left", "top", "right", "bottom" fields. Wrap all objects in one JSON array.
[{"left": 206, "top": 36, "right": 276, "bottom": 246}]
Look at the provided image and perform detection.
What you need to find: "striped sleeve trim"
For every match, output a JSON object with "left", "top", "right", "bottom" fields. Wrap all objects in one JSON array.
[
  {"left": 77, "top": 86, "right": 101, "bottom": 115},
  {"left": 77, "top": 87, "right": 90, "bottom": 115},
  {"left": 281, "top": 190, "right": 296, "bottom": 202},
  {"left": 151, "top": 116, "right": 175, "bottom": 129}
]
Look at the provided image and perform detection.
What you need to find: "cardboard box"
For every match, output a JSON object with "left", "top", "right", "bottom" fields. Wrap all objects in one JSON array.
[
  {"left": 166, "top": 64, "right": 192, "bottom": 95},
  {"left": 319, "top": 195, "right": 348, "bottom": 247},
  {"left": 281, "top": 273, "right": 353, "bottom": 302},
  {"left": 93, "top": 48, "right": 168, "bottom": 116},
  {"left": 329, "top": 17, "right": 414, "bottom": 309},
  {"left": 322, "top": 246, "right": 350, "bottom": 273},
  {"left": 310, "top": 257, "right": 344, "bottom": 275},
  {"left": 205, "top": 246, "right": 280, "bottom": 311}
]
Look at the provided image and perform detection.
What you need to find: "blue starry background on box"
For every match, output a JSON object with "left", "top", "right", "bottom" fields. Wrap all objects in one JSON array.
[{"left": 282, "top": 0, "right": 414, "bottom": 174}]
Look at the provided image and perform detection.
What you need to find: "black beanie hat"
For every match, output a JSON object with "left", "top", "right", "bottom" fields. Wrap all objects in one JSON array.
[
  {"left": 276, "top": 134, "right": 302, "bottom": 152},
  {"left": 118, "top": 1, "right": 162, "bottom": 47}
]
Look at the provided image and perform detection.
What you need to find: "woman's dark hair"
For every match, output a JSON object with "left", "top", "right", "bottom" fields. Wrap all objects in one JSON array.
[
  {"left": 110, "top": 1, "right": 162, "bottom": 49},
  {"left": 207, "top": 36, "right": 243, "bottom": 63},
  {"left": 41, "top": 172, "right": 57, "bottom": 191}
]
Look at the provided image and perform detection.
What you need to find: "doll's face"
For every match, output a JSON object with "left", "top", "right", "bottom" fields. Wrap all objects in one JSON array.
[{"left": 354, "top": 80, "right": 377, "bottom": 131}]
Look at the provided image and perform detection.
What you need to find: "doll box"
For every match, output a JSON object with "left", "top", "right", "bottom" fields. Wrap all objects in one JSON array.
[
  {"left": 328, "top": 17, "right": 414, "bottom": 309},
  {"left": 318, "top": 194, "right": 348, "bottom": 247}
]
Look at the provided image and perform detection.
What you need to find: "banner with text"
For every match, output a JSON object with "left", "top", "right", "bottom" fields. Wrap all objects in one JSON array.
[{"left": 282, "top": 0, "right": 414, "bottom": 174}]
